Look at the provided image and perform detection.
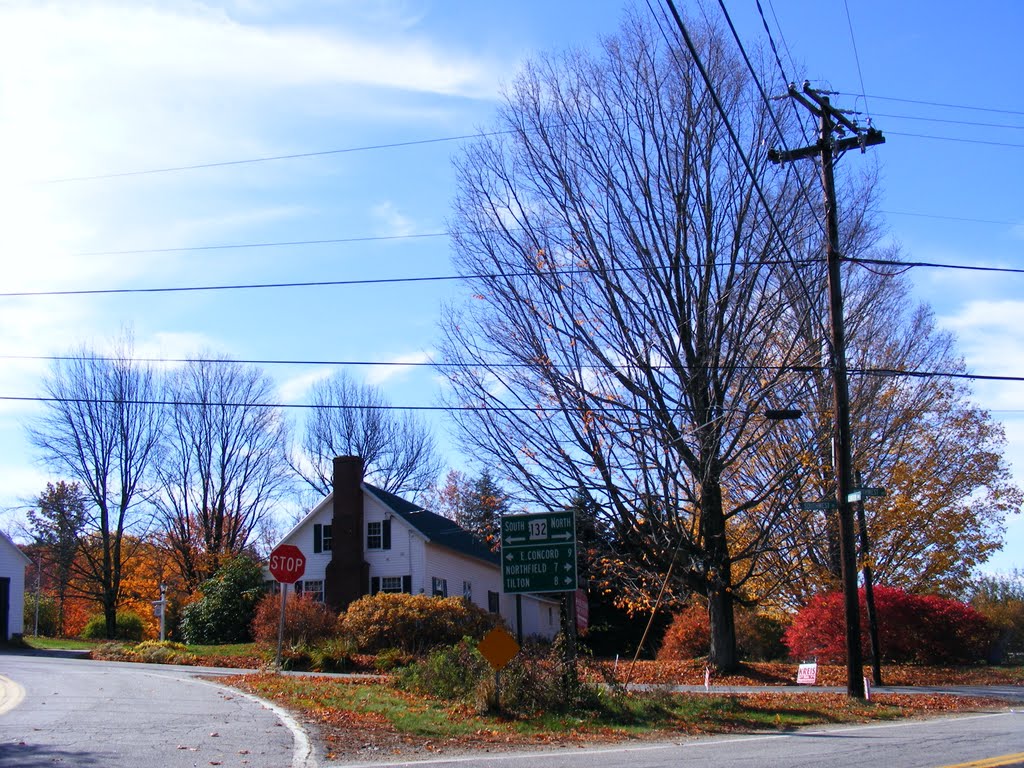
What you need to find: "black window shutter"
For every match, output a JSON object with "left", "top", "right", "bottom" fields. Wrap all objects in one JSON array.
[
  {"left": 370, "top": 576, "right": 380, "bottom": 595},
  {"left": 313, "top": 524, "right": 322, "bottom": 554},
  {"left": 382, "top": 519, "right": 392, "bottom": 550},
  {"left": 402, "top": 575, "right": 412, "bottom": 594}
]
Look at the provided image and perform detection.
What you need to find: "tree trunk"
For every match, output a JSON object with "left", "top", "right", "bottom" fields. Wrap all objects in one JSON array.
[{"left": 708, "top": 584, "right": 737, "bottom": 673}]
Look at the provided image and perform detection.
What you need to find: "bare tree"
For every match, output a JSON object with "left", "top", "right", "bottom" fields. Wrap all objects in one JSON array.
[
  {"left": 156, "top": 356, "right": 291, "bottom": 589},
  {"left": 439, "top": 14, "right": 812, "bottom": 671},
  {"left": 26, "top": 336, "right": 164, "bottom": 638},
  {"left": 292, "top": 371, "right": 442, "bottom": 499}
]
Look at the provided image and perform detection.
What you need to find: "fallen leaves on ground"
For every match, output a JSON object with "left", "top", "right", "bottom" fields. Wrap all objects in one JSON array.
[{"left": 219, "top": 670, "right": 1014, "bottom": 763}]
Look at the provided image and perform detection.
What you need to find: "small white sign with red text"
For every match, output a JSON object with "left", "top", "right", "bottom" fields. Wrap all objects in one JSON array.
[{"left": 797, "top": 663, "right": 818, "bottom": 685}]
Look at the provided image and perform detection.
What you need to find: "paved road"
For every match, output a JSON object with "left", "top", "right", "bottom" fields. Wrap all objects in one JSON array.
[
  {"left": 0, "top": 653, "right": 310, "bottom": 768},
  {"left": 320, "top": 712, "right": 1024, "bottom": 768},
  {"left": 2, "top": 651, "right": 1022, "bottom": 768}
]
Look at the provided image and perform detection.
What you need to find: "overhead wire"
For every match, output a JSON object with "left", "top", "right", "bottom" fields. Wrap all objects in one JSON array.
[{"left": 0, "top": 256, "right": 825, "bottom": 299}]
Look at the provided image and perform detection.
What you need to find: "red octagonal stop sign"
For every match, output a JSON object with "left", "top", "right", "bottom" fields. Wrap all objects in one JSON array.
[{"left": 269, "top": 544, "right": 306, "bottom": 584}]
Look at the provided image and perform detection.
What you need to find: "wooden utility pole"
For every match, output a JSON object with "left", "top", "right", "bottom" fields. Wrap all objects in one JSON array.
[{"left": 770, "top": 82, "right": 883, "bottom": 699}]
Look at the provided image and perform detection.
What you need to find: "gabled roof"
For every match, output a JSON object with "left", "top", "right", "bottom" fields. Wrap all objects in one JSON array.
[
  {"left": 279, "top": 483, "right": 499, "bottom": 567},
  {"left": 1, "top": 531, "right": 31, "bottom": 564},
  {"left": 365, "top": 484, "right": 500, "bottom": 566}
]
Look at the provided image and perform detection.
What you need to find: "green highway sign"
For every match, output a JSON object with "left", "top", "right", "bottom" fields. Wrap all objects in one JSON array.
[{"left": 501, "top": 511, "right": 577, "bottom": 594}]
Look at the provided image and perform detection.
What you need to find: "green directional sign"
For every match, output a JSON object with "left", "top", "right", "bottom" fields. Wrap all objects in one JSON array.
[{"left": 501, "top": 511, "right": 577, "bottom": 594}]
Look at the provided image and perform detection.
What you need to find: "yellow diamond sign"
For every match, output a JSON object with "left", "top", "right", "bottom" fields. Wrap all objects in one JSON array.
[{"left": 478, "top": 627, "right": 520, "bottom": 671}]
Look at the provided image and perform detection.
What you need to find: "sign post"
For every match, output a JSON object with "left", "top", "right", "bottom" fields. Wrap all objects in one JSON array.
[{"left": 269, "top": 544, "right": 306, "bottom": 670}]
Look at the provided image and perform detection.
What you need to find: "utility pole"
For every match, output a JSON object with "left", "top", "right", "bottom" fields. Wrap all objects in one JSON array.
[{"left": 770, "top": 82, "right": 884, "bottom": 699}]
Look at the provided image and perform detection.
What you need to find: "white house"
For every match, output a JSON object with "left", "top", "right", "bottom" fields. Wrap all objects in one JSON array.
[
  {"left": 273, "top": 456, "right": 560, "bottom": 641},
  {"left": 0, "top": 531, "right": 31, "bottom": 642}
]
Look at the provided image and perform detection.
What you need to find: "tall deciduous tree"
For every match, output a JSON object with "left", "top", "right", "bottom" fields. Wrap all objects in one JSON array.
[
  {"left": 27, "top": 481, "right": 88, "bottom": 636},
  {"left": 27, "top": 336, "right": 164, "bottom": 639},
  {"left": 761, "top": 250, "right": 1022, "bottom": 606},
  {"left": 439, "top": 14, "right": 810, "bottom": 671},
  {"left": 292, "top": 370, "right": 442, "bottom": 499},
  {"left": 156, "top": 356, "right": 291, "bottom": 590}
]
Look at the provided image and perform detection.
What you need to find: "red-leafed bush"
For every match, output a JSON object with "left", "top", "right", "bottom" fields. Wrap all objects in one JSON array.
[
  {"left": 785, "top": 586, "right": 994, "bottom": 665},
  {"left": 658, "top": 603, "right": 790, "bottom": 661},
  {"left": 251, "top": 592, "right": 337, "bottom": 647}
]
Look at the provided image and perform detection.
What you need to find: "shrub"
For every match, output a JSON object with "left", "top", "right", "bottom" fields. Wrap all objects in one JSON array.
[
  {"left": 657, "top": 603, "right": 789, "bottom": 661},
  {"left": 132, "top": 640, "right": 195, "bottom": 665},
  {"left": 308, "top": 637, "right": 357, "bottom": 672},
  {"left": 785, "top": 586, "right": 994, "bottom": 665},
  {"left": 397, "top": 639, "right": 490, "bottom": 700},
  {"left": 657, "top": 604, "right": 709, "bottom": 660},
  {"left": 81, "top": 611, "right": 146, "bottom": 641},
  {"left": 338, "top": 593, "right": 503, "bottom": 654},
  {"left": 250, "top": 592, "right": 337, "bottom": 647},
  {"left": 23, "top": 593, "right": 59, "bottom": 637},
  {"left": 180, "top": 556, "right": 264, "bottom": 645},
  {"left": 374, "top": 647, "right": 414, "bottom": 671}
]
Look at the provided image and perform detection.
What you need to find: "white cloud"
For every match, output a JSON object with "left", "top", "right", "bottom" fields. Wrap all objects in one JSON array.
[
  {"left": 277, "top": 366, "right": 334, "bottom": 402},
  {"left": 371, "top": 201, "right": 418, "bottom": 239},
  {"left": 366, "top": 351, "right": 432, "bottom": 386}
]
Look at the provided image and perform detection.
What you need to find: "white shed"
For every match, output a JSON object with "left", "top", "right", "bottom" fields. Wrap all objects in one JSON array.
[{"left": 0, "top": 532, "right": 31, "bottom": 642}]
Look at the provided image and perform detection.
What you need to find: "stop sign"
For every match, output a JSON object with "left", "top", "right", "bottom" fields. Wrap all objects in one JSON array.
[{"left": 269, "top": 544, "right": 306, "bottom": 584}]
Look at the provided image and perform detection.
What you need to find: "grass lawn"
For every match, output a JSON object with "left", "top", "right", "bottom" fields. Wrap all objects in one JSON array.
[{"left": 22, "top": 636, "right": 96, "bottom": 651}]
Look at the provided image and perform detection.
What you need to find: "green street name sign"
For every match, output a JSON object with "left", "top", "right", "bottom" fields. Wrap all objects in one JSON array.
[
  {"left": 501, "top": 511, "right": 577, "bottom": 594},
  {"left": 847, "top": 487, "right": 886, "bottom": 502},
  {"left": 799, "top": 500, "right": 838, "bottom": 511}
]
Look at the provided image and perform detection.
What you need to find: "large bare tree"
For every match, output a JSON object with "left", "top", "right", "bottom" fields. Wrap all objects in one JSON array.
[
  {"left": 27, "top": 336, "right": 164, "bottom": 638},
  {"left": 439, "top": 14, "right": 813, "bottom": 671},
  {"left": 292, "top": 370, "right": 442, "bottom": 500},
  {"left": 156, "top": 356, "right": 291, "bottom": 589}
]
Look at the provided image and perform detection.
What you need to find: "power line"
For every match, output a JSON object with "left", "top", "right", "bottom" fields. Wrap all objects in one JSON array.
[
  {"left": 73, "top": 231, "right": 449, "bottom": 258},
  {"left": 849, "top": 257, "right": 1024, "bottom": 275},
  {"left": 880, "top": 210, "right": 1021, "bottom": 226},
  {"left": 838, "top": 93, "right": 1024, "bottom": 117},
  {"left": 7, "top": 354, "right": 1024, "bottom": 384},
  {"left": 842, "top": 0, "right": 870, "bottom": 118},
  {"left": 0, "top": 257, "right": 824, "bottom": 299},
  {"left": 40, "top": 206, "right": 1021, "bottom": 263},
  {"left": 888, "top": 131, "right": 1024, "bottom": 149},
  {"left": 871, "top": 112, "right": 1024, "bottom": 131},
  {"left": 36, "top": 133, "right": 507, "bottom": 184}
]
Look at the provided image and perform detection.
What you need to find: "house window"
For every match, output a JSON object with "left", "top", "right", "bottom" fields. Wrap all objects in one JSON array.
[
  {"left": 463, "top": 580, "right": 472, "bottom": 601},
  {"left": 313, "top": 524, "right": 332, "bottom": 553},
  {"left": 366, "top": 519, "right": 392, "bottom": 550},
  {"left": 367, "top": 521, "right": 382, "bottom": 549},
  {"left": 487, "top": 591, "right": 500, "bottom": 613},
  {"left": 371, "top": 575, "right": 412, "bottom": 595},
  {"left": 432, "top": 577, "right": 448, "bottom": 598},
  {"left": 303, "top": 579, "right": 325, "bottom": 603}
]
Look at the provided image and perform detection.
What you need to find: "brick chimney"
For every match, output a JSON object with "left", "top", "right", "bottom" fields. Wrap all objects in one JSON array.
[{"left": 324, "top": 455, "right": 369, "bottom": 612}]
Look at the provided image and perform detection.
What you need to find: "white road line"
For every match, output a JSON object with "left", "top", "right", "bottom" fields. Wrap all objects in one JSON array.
[{"left": 0, "top": 674, "right": 26, "bottom": 716}]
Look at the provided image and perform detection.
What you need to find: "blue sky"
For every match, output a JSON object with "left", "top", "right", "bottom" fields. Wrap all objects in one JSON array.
[{"left": 0, "top": 0, "right": 1021, "bottom": 573}]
